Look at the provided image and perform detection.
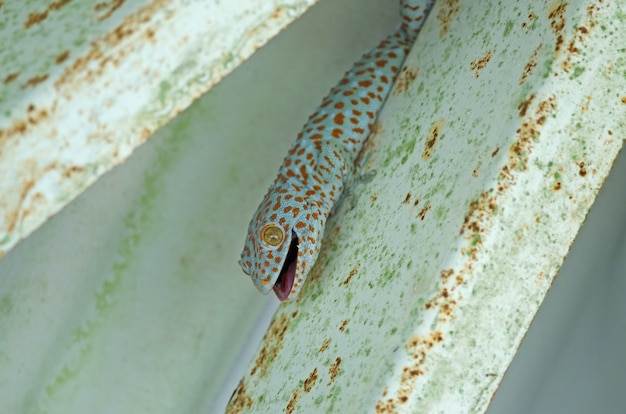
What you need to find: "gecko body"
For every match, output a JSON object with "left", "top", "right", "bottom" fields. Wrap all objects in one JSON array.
[{"left": 239, "top": 0, "right": 434, "bottom": 301}]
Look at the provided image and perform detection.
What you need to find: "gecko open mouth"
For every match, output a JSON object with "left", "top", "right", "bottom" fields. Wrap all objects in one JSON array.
[{"left": 273, "top": 231, "right": 298, "bottom": 301}]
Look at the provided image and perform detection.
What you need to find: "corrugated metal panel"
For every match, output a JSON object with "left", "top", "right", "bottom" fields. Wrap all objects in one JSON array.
[
  {"left": 0, "top": 0, "right": 314, "bottom": 256},
  {"left": 228, "top": 0, "right": 625, "bottom": 412}
]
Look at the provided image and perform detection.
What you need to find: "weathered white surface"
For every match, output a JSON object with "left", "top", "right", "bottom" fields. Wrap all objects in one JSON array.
[
  {"left": 228, "top": 0, "right": 625, "bottom": 413},
  {"left": 488, "top": 144, "right": 626, "bottom": 413},
  {"left": 0, "top": 0, "right": 314, "bottom": 256},
  {"left": 0, "top": 1, "right": 400, "bottom": 413}
]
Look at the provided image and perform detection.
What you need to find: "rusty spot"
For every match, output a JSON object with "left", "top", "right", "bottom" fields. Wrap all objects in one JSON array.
[
  {"left": 0, "top": 1, "right": 4, "bottom": 10},
  {"left": 303, "top": 368, "right": 318, "bottom": 393},
  {"left": 548, "top": 2, "right": 567, "bottom": 55},
  {"left": 518, "top": 93, "right": 535, "bottom": 117},
  {"left": 392, "top": 66, "right": 419, "bottom": 96},
  {"left": 55, "top": 0, "right": 169, "bottom": 90},
  {"left": 0, "top": 103, "right": 53, "bottom": 148},
  {"left": 343, "top": 262, "right": 360, "bottom": 285},
  {"left": 376, "top": 331, "right": 444, "bottom": 411},
  {"left": 403, "top": 192, "right": 411, "bottom": 204},
  {"left": 490, "top": 147, "right": 500, "bottom": 157},
  {"left": 423, "top": 119, "right": 444, "bottom": 159},
  {"left": 472, "top": 160, "right": 481, "bottom": 177},
  {"left": 553, "top": 181, "right": 562, "bottom": 191},
  {"left": 250, "top": 313, "right": 290, "bottom": 378},
  {"left": 145, "top": 28, "right": 156, "bottom": 41},
  {"left": 436, "top": 0, "right": 460, "bottom": 37},
  {"left": 371, "top": 193, "right": 378, "bottom": 202},
  {"left": 96, "top": 0, "right": 126, "bottom": 20},
  {"left": 21, "top": 74, "right": 49, "bottom": 89},
  {"left": 286, "top": 389, "right": 300, "bottom": 414},
  {"left": 521, "top": 12, "right": 538, "bottom": 29},
  {"left": 470, "top": 49, "right": 494, "bottom": 78},
  {"left": 225, "top": 381, "right": 253, "bottom": 413},
  {"left": 621, "top": 97, "right": 626, "bottom": 105},
  {"left": 509, "top": 96, "right": 556, "bottom": 175},
  {"left": 24, "top": 0, "right": 73, "bottom": 29},
  {"left": 578, "top": 161, "right": 587, "bottom": 177},
  {"left": 418, "top": 205, "right": 430, "bottom": 220},
  {"left": 327, "top": 357, "right": 341, "bottom": 386},
  {"left": 62, "top": 165, "right": 84, "bottom": 179},
  {"left": 3, "top": 73, "right": 19, "bottom": 84},
  {"left": 339, "top": 319, "right": 349, "bottom": 332},
  {"left": 520, "top": 43, "right": 542, "bottom": 85},
  {"left": 270, "top": 6, "right": 284, "bottom": 21},
  {"left": 413, "top": 198, "right": 419, "bottom": 207},
  {"left": 55, "top": 50, "right": 70, "bottom": 65},
  {"left": 318, "top": 338, "right": 331, "bottom": 353}
]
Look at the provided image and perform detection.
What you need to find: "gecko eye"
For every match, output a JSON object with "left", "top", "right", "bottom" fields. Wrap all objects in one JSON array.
[{"left": 260, "top": 224, "right": 285, "bottom": 247}]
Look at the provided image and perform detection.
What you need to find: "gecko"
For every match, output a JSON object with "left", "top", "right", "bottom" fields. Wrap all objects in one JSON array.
[{"left": 239, "top": 0, "right": 434, "bottom": 301}]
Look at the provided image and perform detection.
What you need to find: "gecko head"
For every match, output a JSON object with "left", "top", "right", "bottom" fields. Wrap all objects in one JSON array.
[{"left": 239, "top": 191, "right": 326, "bottom": 301}]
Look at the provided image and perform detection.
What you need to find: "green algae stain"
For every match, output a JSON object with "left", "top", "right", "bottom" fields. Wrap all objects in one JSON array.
[
  {"left": 39, "top": 108, "right": 197, "bottom": 408},
  {"left": 503, "top": 20, "right": 515, "bottom": 37}
]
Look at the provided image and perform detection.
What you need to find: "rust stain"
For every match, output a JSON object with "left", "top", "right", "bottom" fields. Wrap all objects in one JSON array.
[
  {"left": 518, "top": 93, "right": 535, "bottom": 118},
  {"left": 521, "top": 12, "right": 538, "bottom": 29},
  {"left": 548, "top": 2, "right": 568, "bottom": 56},
  {"left": 21, "top": 74, "right": 50, "bottom": 89},
  {"left": 339, "top": 319, "right": 349, "bottom": 333},
  {"left": 621, "top": 97, "right": 626, "bottom": 105},
  {"left": 96, "top": 0, "right": 126, "bottom": 20},
  {"left": 402, "top": 192, "right": 411, "bottom": 204},
  {"left": 553, "top": 181, "right": 562, "bottom": 191},
  {"left": 371, "top": 193, "right": 378, "bottom": 203},
  {"left": 327, "top": 357, "right": 341, "bottom": 386},
  {"left": 392, "top": 66, "right": 419, "bottom": 96},
  {"left": 559, "top": 3, "right": 598, "bottom": 74},
  {"left": 24, "top": 0, "right": 74, "bottom": 29},
  {"left": 510, "top": 96, "right": 556, "bottom": 174},
  {"left": 3, "top": 73, "right": 19, "bottom": 84},
  {"left": 470, "top": 49, "right": 494, "bottom": 78},
  {"left": 417, "top": 204, "right": 430, "bottom": 221},
  {"left": 520, "top": 43, "right": 543, "bottom": 85},
  {"left": 286, "top": 389, "right": 300, "bottom": 414},
  {"left": 0, "top": 103, "right": 54, "bottom": 149},
  {"left": 0, "top": 1, "right": 4, "bottom": 10},
  {"left": 318, "top": 338, "right": 331, "bottom": 353},
  {"left": 62, "top": 165, "right": 84, "bottom": 179},
  {"left": 342, "top": 262, "right": 360, "bottom": 286},
  {"left": 303, "top": 368, "right": 318, "bottom": 393},
  {"left": 472, "top": 160, "right": 481, "bottom": 177},
  {"left": 54, "top": 0, "right": 171, "bottom": 91},
  {"left": 423, "top": 119, "right": 444, "bottom": 160},
  {"left": 491, "top": 147, "right": 500, "bottom": 158},
  {"left": 375, "top": 331, "right": 444, "bottom": 412},
  {"left": 413, "top": 198, "right": 419, "bottom": 207},
  {"left": 250, "top": 312, "right": 290, "bottom": 378},
  {"left": 436, "top": 0, "right": 460, "bottom": 37},
  {"left": 270, "top": 6, "right": 284, "bottom": 21},
  {"left": 55, "top": 50, "right": 70, "bottom": 65},
  {"left": 225, "top": 381, "right": 253, "bottom": 414},
  {"left": 578, "top": 161, "right": 587, "bottom": 177}
]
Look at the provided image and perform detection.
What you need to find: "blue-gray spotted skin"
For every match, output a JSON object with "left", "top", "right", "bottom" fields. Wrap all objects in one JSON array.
[{"left": 239, "top": 0, "right": 435, "bottom": 301}]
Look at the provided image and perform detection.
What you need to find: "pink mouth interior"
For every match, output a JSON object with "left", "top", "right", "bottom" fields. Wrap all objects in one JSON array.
[{"left": 273, "top": 232, "right": 298, "bottom": 301}]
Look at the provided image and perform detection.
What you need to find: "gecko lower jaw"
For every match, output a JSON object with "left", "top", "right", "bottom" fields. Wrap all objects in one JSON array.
[{"left": 273, "top": 231, "right": 298, "bottom": 301}]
